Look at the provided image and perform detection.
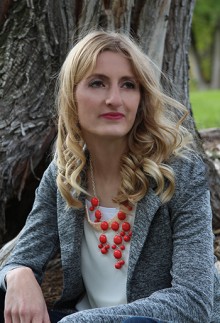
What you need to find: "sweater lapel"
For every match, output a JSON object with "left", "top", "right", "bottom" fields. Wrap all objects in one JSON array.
[
  {"left": 57, "top": 194, "right": 85, "bottom": 301},
  {"left": 127, "top": 188, "right": 162, "bottom": 283}
]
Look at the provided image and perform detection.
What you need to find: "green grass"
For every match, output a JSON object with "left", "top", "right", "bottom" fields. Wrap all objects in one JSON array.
[{"left": 190, "top": 90, "right": 220, "bottom": 130}]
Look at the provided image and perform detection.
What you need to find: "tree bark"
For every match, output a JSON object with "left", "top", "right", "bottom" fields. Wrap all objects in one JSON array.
[
  {"left": 0, "top": 0, "right": 13, "bottom": 24},
  {"left": 0, "top": 0, "right": 219, "bottom": 244},
  {"left": 162, "top": 0, "right": 220, "bottom": 230}
]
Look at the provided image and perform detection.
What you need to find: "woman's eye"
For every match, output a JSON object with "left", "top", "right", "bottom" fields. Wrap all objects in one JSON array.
[
  {"left": 122, "top": 81, "right": 136, "bottom": 89},
  {"left": 89, "top": 80, "right": 105, "bottom": 88}
]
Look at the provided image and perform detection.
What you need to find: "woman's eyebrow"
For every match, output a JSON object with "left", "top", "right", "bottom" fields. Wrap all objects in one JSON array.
[
  {"left": 86, "top": 74, "right": 138, "bottom": 81},
  {"left": 120, "top": 76, "right": 139, "bottom": 82},
  {"left": 86, "top": 73, "right": 108, "bottom": 80}
]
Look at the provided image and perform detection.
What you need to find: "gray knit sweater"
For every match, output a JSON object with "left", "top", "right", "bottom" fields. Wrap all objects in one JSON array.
[{"left": 0, "top": 153, "right": 220, "bottom": 322}]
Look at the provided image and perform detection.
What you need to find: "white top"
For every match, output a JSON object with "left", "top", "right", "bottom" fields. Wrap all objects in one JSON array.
[{"left": 75, "top": 200, "right": 136, "bottom": 311}]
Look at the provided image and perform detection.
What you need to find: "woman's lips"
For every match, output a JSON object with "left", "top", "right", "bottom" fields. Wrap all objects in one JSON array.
[{"left": 100, "top": 112, "right": 125, "bottom": 120}]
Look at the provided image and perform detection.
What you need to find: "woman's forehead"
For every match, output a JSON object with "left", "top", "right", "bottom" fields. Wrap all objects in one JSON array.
[{"left": 86, "top": 51, "right": 136, "bottom": 77}]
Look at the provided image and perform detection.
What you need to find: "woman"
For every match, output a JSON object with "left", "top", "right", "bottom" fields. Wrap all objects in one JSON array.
[{"left": 0, "top": 30, "right": 219, "bottom": 323}]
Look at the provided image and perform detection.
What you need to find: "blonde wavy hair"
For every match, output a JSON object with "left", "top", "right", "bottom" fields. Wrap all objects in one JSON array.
[{"left": 56, "top": 30, "right": 193, "bottom": 208}]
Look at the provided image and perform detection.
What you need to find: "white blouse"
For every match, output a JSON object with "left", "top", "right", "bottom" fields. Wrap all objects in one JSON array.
[{"left": 75, "top": 200, "right": 136, "bottom": 311}]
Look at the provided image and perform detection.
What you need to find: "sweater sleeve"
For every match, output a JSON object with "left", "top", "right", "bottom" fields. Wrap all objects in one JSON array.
[
  {"left": 0, "top": 159, "right": 60, "bottom": 288},
  {"left": 59, "top": 154, "right": 219, "bottom": 323}
]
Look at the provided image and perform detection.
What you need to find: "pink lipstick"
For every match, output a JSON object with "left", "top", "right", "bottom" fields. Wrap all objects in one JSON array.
[{"left": 100, "top": 112, "right": 124, "bottom": 120}]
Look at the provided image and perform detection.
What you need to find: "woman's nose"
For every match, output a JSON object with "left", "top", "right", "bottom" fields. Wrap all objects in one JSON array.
[{"left": 105, "top": 86, "right": 123, "bottom": 107}]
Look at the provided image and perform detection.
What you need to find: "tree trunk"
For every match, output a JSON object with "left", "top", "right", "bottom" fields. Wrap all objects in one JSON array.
[
  {"left": 0, "top": 0, "right": 13, "bottom": 24},
  {"left": 162, "top": 1, "right": 220, "bottom": 231},
  {"left": 0, "top": 0, "right": 100, "bottom": 241},
  {"left": 190, "top": 47, "right": 207, "bottom": 90},
  {"left": 162, "top": 0, "right": 196, "bottom": 130},
  {"left": 189, "top": 29, "right": 208, "bottom": 90},
  {"left": 211, "top": 24, "right": 220, "bottom": 89},
  {"left": 0, "top": 0, "right": 219, "bottom": 245}
]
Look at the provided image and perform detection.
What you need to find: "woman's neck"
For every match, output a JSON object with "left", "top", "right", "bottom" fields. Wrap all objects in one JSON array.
[
  {"left": 86, "top": 137, "right": 127, "bottom": 175},
  {"left": 86, "top": 138, "right": 126, "bottom": 207}
]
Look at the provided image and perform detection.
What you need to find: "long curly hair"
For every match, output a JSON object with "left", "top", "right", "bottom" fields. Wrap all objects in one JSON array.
[{"left": 56, "top": 30, "right": 193, "bottom": 208}]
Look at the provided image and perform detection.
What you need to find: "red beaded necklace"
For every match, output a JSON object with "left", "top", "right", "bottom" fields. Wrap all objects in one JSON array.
[{"left": 88, "top": 159, "right": 133, "bottom": 269}]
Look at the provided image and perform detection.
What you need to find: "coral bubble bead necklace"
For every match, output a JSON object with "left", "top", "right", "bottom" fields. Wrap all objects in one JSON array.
[
  {"left": 89, "top": 196, "right": 133, "bottom": 269},
  {"left": 89, "top": 159, "right": 133, "bottom": 270}
]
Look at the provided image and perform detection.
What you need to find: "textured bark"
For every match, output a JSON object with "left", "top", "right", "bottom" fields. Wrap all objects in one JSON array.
[
  {"left": 161, "top": 0, "right": 220, "bottom": 230},
  {"left": 0, "top": 0, "right": 219, "bottom": 244},
  {"left": 162, "top": 1, "right": 195, "bottom": 120},
  {"left": 0, "top": 0, "right": 104, "bottom": 240},
  {"left": 131, "top": 0, "right": 171, "bottom": 69},
  {"left": 0, "top": 0, "right": 13, "bottom": 24}
]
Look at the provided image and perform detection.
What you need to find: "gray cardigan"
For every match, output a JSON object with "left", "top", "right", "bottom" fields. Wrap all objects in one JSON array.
[{"left": 0, "top": 154, "right": 220, "bottom": 323}]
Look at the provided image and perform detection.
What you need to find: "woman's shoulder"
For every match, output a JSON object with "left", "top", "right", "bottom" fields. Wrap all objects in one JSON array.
[
  {"left": 37, "top": 158, "right": 58, "bottom": 192},
  {"left": 42, "top": 157, "right": 58, "bottom": 176},
  {"left": 167, "top": 150, "right": 209, "bottom": 191},
  {"left": 168, "top": 150, "right": 206, "bottom": 174}
]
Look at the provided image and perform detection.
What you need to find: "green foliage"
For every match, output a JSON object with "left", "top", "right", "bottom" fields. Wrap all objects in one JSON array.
[
  {"left": 190, "top": 90, "right": 220, "bottom": 129},
  {"left": 192, "top": 0, "right": 220, "bottom": 82}
]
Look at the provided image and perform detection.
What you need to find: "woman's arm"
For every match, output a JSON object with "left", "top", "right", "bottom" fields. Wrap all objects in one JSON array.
[
  {"left": 0, "top": 159, "right": 60, "bottom": 322},
  {"left": 0, "top": 159, "right": 59, "bottom": 286}
]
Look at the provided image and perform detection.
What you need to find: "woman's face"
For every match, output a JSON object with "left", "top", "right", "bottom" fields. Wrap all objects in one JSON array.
[{"left": 75, "top": 51, "right": 141, "bottom": 142}]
